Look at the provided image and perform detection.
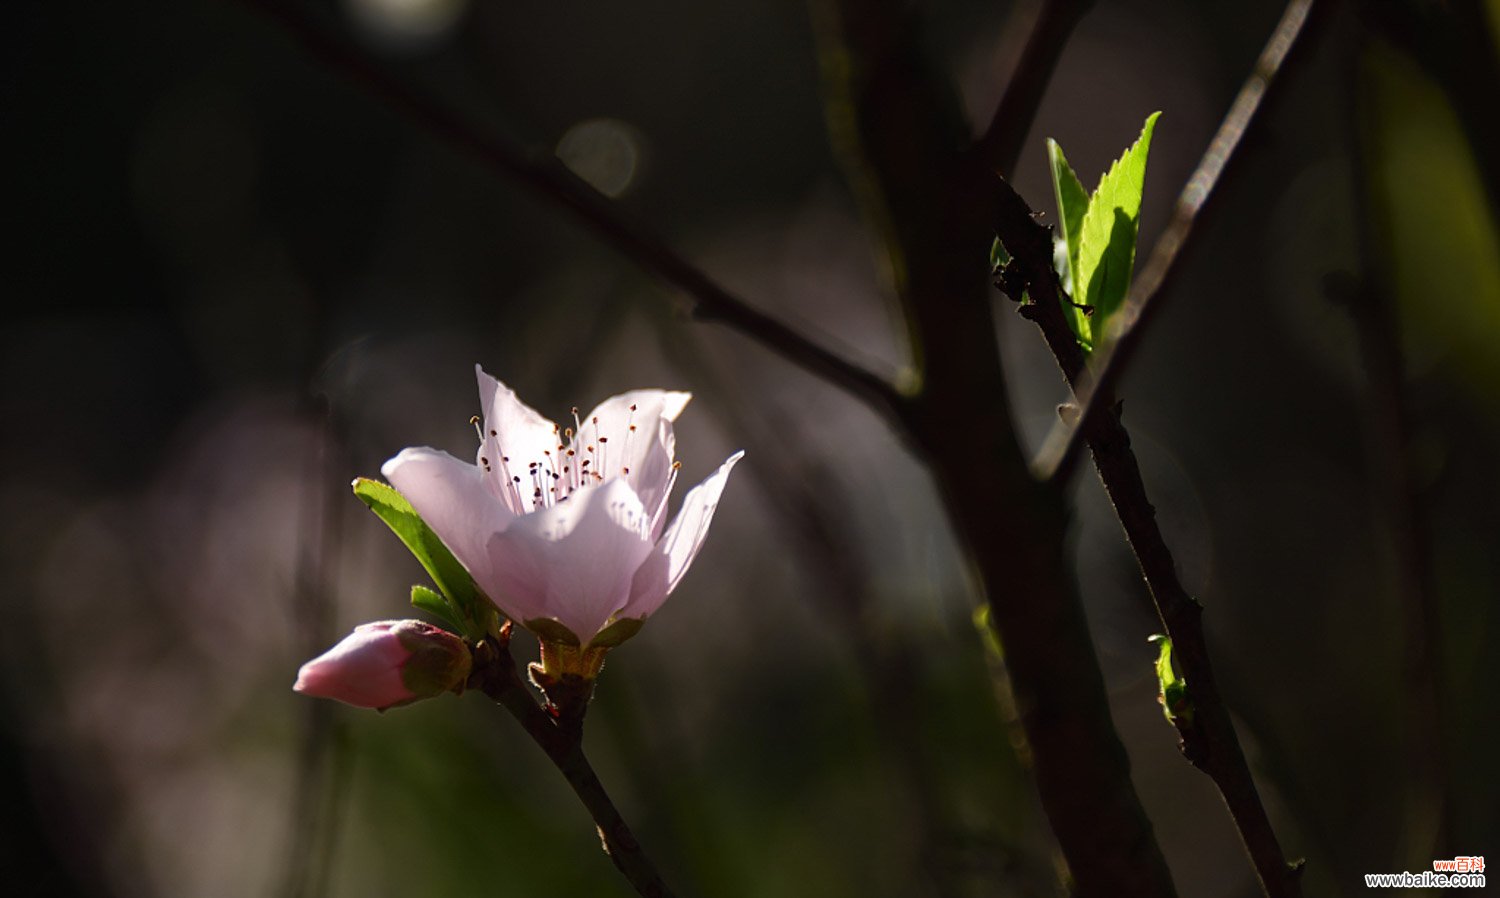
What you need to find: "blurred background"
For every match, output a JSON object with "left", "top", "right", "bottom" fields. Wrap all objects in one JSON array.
[{"left": 3, "top": 0, "right": 1497, "bottom": 895}]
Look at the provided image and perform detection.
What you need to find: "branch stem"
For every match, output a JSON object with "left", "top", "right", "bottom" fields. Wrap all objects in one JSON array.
[
  {"left": 972, "top": 0, "right": 1095, "bottom": 179},
  {"left": 238, "top": 0, "right": 906, "bottom": 429},
  {"left": 1031, "top": 0, "right": 1322, "bottom": 482},
  {"left": 811, "top": 0, "right": 1176, "bottom": 891},
  {"left": 993, "top": 176, "right": 1302, "bottom": 898},
  {"left": 470, "top": 636, "right": 676, "bottom": 898}
]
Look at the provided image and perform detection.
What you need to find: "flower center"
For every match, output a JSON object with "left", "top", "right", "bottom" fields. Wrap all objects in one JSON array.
[{"left": 473, "top": 402, "right": 679, "bottom": 516}]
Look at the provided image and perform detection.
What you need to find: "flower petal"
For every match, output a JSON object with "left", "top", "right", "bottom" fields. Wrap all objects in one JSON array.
[
  {"left": 476, "top": 366, "right": 564, "bottom": 512},
  {"left": 294, "top": 621, "right": 414, "bottom": 709},
  {"left": 381, "top": 447, "right": 520, "bottom": 612},
  {"left": 620, "top": 450, "right": 743, "bottom": 620},
  {"left": 490, "top": 477, "right": 654, "bottom": 640},
  {"left": 578, "top": 389, "right": 690, "bottom": 521}
]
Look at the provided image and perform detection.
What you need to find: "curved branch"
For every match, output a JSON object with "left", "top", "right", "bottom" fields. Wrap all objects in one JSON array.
[
  {"left": 237, "top": 0, "right": 907, "bottom": 430},
  {"left": 1031, "top": 0, "right": 1322, "bottom": 483}
]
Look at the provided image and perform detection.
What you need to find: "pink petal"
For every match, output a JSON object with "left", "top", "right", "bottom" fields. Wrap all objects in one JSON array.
[
  {"left": 619, "top": 450, "right": 743, "bottom": 620},
  {"left": 294, "top": 622, "right": 414, "bottom": 709},
  {"left": 577, "top": 390, "right": 690, "bottom": 523},
  {"left": 491, "top": 477, "right": 653, "bottom": 641},
  {"left": 380, "top": 447, "right": 521, "bottom": 614},
  {"left": 476, "top": 367, "right": 565, "bottom": 512}
]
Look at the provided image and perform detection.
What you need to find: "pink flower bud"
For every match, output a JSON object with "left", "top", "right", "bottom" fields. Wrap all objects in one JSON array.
[{"left": 293, "top": 620, "right": 472, "bottom": 711}]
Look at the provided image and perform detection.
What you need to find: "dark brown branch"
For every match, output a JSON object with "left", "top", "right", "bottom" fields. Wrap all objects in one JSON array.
[
  {"left": 811, "top": 1, "right": 1176, "bottom": 893},
  {"left": 993, "top": 176, "right": 1303, "bottom": 898},
  {"left": 237, "top": 0, "right": 907, "bottom": 430},
  {"left": 971, "top": 0, "right": 1095, "bottom": 179},
  {"left": 469, "top": 631, "right": 676, "bottom": 898},
  {"left": 1031, "top": 0, "right": 1321, "bottom": 483}
]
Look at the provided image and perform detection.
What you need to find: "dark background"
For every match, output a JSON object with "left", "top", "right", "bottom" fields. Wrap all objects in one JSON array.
[{"left": 4, "top": 1, "right": 1497, "bottom": 895}]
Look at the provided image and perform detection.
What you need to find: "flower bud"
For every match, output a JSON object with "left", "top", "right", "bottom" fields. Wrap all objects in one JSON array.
[{"left": 294, "top": 620, "right": 472, "bottom": 711}]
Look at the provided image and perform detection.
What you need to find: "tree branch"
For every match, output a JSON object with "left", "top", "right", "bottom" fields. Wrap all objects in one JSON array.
[
  {"left": 971, "top": 0, "right": 1095, "bottom": 179},
  {"left": 811, "top": 1, "right": 1176, "bottom": 893},
  {"left": 468, "top": 630, "right": 676, "bottom": 898},
  {"left": 993, "top": 175, "right": 1303, "bottom": 898},
  {"left": 1030, "top": 0, "right": 1321, "bottom": 483},
  {"left": 237, "top": 0, "right": 907, "bottom": 430}
]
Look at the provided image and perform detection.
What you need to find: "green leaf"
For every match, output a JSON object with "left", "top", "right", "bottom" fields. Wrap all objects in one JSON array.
[
  {"left": 588, "top": 617, "right": 644, "bottom": 649},
  {"left": 353, "top": 477, "right": 490, "bottom": 641},
  {"left": 1074, "top": 111, "right": 1160, "bottom": 345},
  {"left": 1047, "top": 139, "right": 1089, "bottom": 294},
  {"left": 411, "top": 584, "right": 464, "bottom": 632},
  {"left": 1149, "top": 633, "right": 1192, "bottom": 725},
  {"left": 1047, "top": 138, "right": 1092, "bottom": 345}
]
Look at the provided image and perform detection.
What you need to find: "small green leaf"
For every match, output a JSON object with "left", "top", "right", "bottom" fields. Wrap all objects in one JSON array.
[
  {"left": 1149, "top": 633, "right": 1192, "bottom": 725},
  {"left": 525, "top": 617, "right": 581, "bottom": 647},
  {"left": 410, "top": 584, "right": 464, "bottom": 632},
  {"left": 1074, "top": 111, "right": 1160, "bottom": 345},
  {"left": 353, "top": 477, "right": 490, "bottom": 640},
  {"left": 588, "top": 617, "right": 644, "bottom": 649},
  {"left": 1047, "top": 138, "right": 1092, "bottom": 345},
  {"left": 1047, "top": 140, "right": 1088, "bottom": 294}
]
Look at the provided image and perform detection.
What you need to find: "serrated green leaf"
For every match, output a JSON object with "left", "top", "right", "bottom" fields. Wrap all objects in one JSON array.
[
  {"left": 411, "top": 584, "right": 464, "bottom": 632},
  {"left": 353, "top": 477, "right": 490, "bottom": 640},
  {"left": 1074, "top": 112, "right": 1160, "bottom": 346},
  {"left": 1048, "top": 138, "right": 1093, "bottom": 345}
]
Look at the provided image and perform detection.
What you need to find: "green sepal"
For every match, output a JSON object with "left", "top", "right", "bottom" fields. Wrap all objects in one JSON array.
[
  {"left": 411, "top": 584, "right": 464, "bottom": 633},
  {"left": 395, "top": 625, "right": 473, "bottom": 699},
  {"left": 1149, "top": 633, "right": 1192, "bottom": 725},
  {"left": 525, "top": 617, "right": 581, "bottom": 647},
  {"left": 1073, "top": 111, "right": 1160, "bottom": 344},
  {"left": 352, "top": 477, "right": 491, "bottom": 641},
  {"left": 588, "top": 617, "right": 644, "bottom": 649}
]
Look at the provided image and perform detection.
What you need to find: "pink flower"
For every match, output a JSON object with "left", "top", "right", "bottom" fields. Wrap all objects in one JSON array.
[
  {"left": 381, "top": 366, "right": 743, "bottom": 647},
  {"left": 294, "top": 620, "right": 472, "bottom": 710}
]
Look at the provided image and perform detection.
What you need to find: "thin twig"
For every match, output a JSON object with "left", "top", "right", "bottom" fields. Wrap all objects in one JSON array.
[
  {"left": 1031, "top": 0, "right": 1319, "bottom": 483},
  {"left": 469, "top": 633, "right": 677, "bottom": 898},
  {"left": 971, "top": 0, "right": 1095, "bottom": 179},
  {"left": 237, "top": 0, "right": 907, "bottom": 429},
  {"left": 993, "top": 175, "right": 1304, "bottom": 898}
]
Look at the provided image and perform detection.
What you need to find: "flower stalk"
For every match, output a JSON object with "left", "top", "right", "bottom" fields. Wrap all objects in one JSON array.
[{"left": 469, "top": 624, "right": 677, "bottom": 898}]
